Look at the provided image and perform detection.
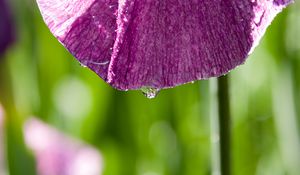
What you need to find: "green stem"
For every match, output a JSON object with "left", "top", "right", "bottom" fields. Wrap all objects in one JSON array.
[
  {"left": 210, "top": 75, "right": 231, "bottom": 175},
  {"left": 217, "top": 75, "right": 231, "bottom": 175}
]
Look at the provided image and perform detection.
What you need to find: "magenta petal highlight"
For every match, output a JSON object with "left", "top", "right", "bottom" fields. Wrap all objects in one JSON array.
[{"left": 36, "top": 0, "right": 292, "bottom": 90}]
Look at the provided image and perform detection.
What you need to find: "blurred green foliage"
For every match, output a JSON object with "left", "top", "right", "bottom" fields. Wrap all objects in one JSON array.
[{"left": 0, "top": 1, "right": 299, "bottom": 175}]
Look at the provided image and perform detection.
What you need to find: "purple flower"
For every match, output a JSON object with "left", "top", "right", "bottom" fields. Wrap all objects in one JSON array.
[
  {"left": 24, "top": 118, "right": 103, "bottom": 175},
  {"left": 0, "top": 105, "right": 3, "bottom": 127},
  {"left": 0, "top": 0, "right": 14, "bottom": 55},
  {"left": 36, "top": 0, "right": 292, "bottom": 90},
  {"left": 0, "top": 105, "right": 7, "bottom": 175}
]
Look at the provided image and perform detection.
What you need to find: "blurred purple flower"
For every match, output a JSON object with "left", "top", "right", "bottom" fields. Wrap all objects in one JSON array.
[
  {"left": 0, "top": 0, "right": 14, "bottom": 55},
  {"left": 36, "top": 0, "right": 292, "bottom": 90},
  {"left": 0, "top": 105, "right": 8, "bottom": 175},
  {"left": 0, "top": 105, "right": 3, "bottom": 126},
  {"left": 24, "top": 118, "right": 103, "bottom": 175}
]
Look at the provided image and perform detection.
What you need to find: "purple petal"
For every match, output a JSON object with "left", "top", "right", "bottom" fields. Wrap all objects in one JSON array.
[
  {"left": 0, "top": 0, "right": 14, "bottom": 55},
  {"left": 36, "top": 0, "right": 292, "bottom": 90}
]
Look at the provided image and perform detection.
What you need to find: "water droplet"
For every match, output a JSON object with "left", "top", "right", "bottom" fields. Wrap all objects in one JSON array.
[
  {"left": 141, "top": 87, "right": 160, "bottom": 99},
  {"left": 123, "top": 17, "right": 128, "bottom": 22},
  {"left": 90, "top": 60, "right": 110, "bottom": 65},
  {"left": 80, "top": 63, "right": 87, "bottom": 68}
]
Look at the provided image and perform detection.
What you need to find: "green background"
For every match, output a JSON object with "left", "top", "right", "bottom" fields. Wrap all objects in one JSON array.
[{"left": 0, "top": 1, "right": 299, "bottom": 175}]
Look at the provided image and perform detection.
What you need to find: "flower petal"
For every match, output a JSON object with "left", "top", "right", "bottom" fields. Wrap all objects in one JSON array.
[
  {"left": 37, "top": 0, "right": 118, "bottom": 79},
  {"left": 36, "top": 0, "right": 293, "bottom": 90}
]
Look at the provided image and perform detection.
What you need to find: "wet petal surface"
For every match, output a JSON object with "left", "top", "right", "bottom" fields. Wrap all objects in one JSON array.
[{"left": 36, "top": 0, "right": 293, "bottom": 90}]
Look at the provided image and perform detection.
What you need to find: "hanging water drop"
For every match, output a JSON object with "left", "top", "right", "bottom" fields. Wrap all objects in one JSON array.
[
  {"left": 141, "top": 87, "right": 160, "bottom": 99},
  {"left": 80, "top": 63, "right": 87, "bottom": 68}
]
